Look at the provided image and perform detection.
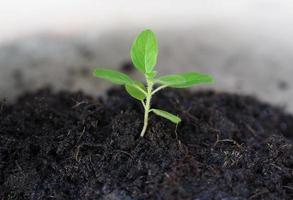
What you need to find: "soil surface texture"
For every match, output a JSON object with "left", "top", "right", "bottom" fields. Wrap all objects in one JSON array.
[{"left": 0, "top": 88, "right": 293, "bottom": 200}]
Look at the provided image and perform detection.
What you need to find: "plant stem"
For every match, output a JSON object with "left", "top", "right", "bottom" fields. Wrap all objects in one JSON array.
[{"left": 140, "top": 76, "right": 153, "bottom": 137}]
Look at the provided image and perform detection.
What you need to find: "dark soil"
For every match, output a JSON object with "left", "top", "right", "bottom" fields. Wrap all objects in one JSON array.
[{"left": 0, "top": 88, "right": 293, "bottom": 200}]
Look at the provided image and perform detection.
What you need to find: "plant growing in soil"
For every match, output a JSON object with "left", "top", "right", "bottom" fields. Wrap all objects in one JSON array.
[{"left": 93, "top": 29, "right": 213, "bottom": 137}]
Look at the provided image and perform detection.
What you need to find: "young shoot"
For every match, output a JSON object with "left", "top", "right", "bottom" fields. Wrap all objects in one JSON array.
[{"left": 93, "top": 29, "right": 214, "bottom": 137}]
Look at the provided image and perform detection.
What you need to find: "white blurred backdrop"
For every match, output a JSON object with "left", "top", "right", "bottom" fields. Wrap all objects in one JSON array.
[
  {"left": 1, "top": 0, "right": 293, "bottom": 112},
  {"left": 1, "top": 0, "right": 293, "bottom": 43}
]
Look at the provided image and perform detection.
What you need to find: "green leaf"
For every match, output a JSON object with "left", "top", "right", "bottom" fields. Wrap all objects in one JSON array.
[
  {"left": 125, "top": 81, "right": 146, "bottom": 100},
  {"left": 130, "top": 29, "right": 158, "bottom": 74},
  {"left": 93, "top": 68, "right": 134, "bottom": 85},
  {"left": 152, "top": 109, "right": 181, "bottom": 124},
  {"left": 157, "top": 72, "right": 213, "bottom": 88}
]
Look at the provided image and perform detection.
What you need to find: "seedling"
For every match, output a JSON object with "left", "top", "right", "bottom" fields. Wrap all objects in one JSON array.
[{"left": 93, "top": 29, "right": 213, "bottom": 137}]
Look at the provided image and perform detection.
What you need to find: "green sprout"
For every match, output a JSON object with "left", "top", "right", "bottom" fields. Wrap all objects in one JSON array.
[{"left": 93, "top": 29, "right": 213, "bottom": 137}]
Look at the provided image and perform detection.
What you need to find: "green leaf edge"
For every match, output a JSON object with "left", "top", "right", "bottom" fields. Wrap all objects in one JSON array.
[
  {"left": 130, "top": 29, "right": 158, "bottom": 74},
  {"left": 152, "top": 108, "right": 181, "bottom": 124},
  {"left": 125, "top": 81, "right": 146, "bottom": 100},
  {"left": 156, "top": 72, "right": 214, "bottom": 88},
  {"left": 93, "top": 68, "right": 134, "bottom": 85}
]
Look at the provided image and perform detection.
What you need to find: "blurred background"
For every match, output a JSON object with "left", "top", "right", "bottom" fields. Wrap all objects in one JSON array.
[{"left": 1, "top": 0, "right": 293, "bottom": 112}]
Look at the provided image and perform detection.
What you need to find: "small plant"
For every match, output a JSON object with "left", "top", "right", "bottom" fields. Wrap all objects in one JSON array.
[{"left": 93, "top": 29, "right": 214, "bottom": 137}]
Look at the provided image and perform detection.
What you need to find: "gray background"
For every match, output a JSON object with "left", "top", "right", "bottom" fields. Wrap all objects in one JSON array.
[{"left": 1, "top": 0, "right": 293, "bottom": 112}]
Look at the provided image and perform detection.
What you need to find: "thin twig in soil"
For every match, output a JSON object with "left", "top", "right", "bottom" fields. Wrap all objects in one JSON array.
[
  {"left": 84, "top": 102, "right": 103, "bottom": 110},
  {"left": 15, "top": 161, "right": 25, "bottom": 175},
  {"left": 164, "top": 172, "right": 171, "bottom": 179},
  {"left": 77, "top": 127, "right": 86, "bottom": 142},
  {"left": 283, "top": 186, "right": 293, "bottom": 191},
  {"left": 270, "top": 163, "right": 282, "bottom": 170},
  {"left": 249, "top": 188, "right": 269, "bottom": 199},
  {"left": 74, "top": 143, "right": 106, "bottom": 162},
  {"left": 174, "top": 123, "right": 181, "bottom": 146},
  {"left": 67, "top": 130, "right": 72, "bottom": 136},
  {"left": 182, "top": 109, "right": 200, "bottom": 124},
  {"left": 246, "top": 124, "right": 257, "bottom": 137},
  {"left": 113, "top": 150, "right": 133, "bottom": 160},
  {"left": 74, "top": 145, "right": 81, "bottom": 162},
  {"left": 71, "top": 99, "right": 88, "bottom": 109},
  {"left": 213, "top": 133, "right": 243, "bottom": 149}
]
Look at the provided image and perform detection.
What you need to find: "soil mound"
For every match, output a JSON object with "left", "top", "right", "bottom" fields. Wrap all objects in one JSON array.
[{"left": 0, "top": 88, "right": 292, "bottom": 199}]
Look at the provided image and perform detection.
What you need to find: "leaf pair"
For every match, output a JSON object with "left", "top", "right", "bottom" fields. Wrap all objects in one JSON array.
[{"left": 92, "top": 68, "right": 214, "bottom": 93}]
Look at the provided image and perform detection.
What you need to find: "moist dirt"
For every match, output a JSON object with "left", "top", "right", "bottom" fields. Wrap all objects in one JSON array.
[{"left": 0, "top": 88, "right": 293, "bottom": 200}]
